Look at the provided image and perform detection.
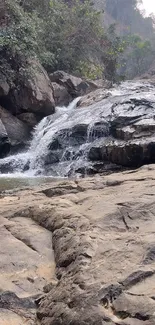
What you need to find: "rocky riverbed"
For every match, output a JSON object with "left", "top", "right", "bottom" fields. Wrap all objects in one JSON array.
[
  {"left": 1, "top": 165, "right": 155, "bottom": 324},
  {"left": 2, "top": 79, "right": 155, "bottom": 177}
]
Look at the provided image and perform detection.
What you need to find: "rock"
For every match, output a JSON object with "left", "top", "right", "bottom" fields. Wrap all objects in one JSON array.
[
  {"left": 44, "top": 124, "right": 88, "bottom": 163},
  {"left": 74, "top": 161, "right": 122, "bottom": 176},
  {"left": 17, "top": 112, "right": 39, "bottom": 127},
  {"left": 10, "top": 60, "right": 55, "bottom": 116},
  {"left": 50, "top": 72, "right": 111, "bottom": 105},
  {"left": 2, "top": 79, "right": 155, "bottom": 174},
  {"left": 0, "top": 105, "right": 30, "bottom": 151},
  {"left": 52, "top": 82, "right": 72, "bottom": 106},
  {"left": 35, "top": 169, "right": 155, "bottom": 324},
  {"left": 77, "top": 80, "right": 155, "bottom": 169},
  {"left": 0, "top": 72, "right": 10, "bottom": 97},
  {"left": 46, "top": 122, "right": 109, "bottom": 155},
  {"left": 0, "top": 291, "right": 35, "bottom": 310},
  {"left": 50, "top": 70, "right": 90, "bottom": 96},
  {"left": 0, "top": 156, "right": 30, "bottom": 173},
  {"left": 89, "top": 138, "right": 155, "bottom": 167},
  {"left": 86, "top": 78, "right": 112, "bottom": 90},
  {"left": 44, "top": 150, "right": 62, "bottom": 165},
  {"left": 77, "top": 88, "right": 111, "bottom": 107},
  {"left": 0, "top": 119, "right": 10, "bottom": 158},
  {"left": 0, "top": 208, "right": 56, "bottom": 323},
  {"left": 105, "top": 139, "right": 155, "bottom": 167},
  {"left": 1, "top": 167, "right": 155, "bottom": 323}
]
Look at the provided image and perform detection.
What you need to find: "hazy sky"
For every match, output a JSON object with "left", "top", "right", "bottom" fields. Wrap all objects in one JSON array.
[{"left": 140, "top": 0, "right": 155, "bottom": 15}]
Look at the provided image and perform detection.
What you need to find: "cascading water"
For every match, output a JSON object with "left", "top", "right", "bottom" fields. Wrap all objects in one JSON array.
[
  {"left": 1, "top": 80, "right": 155, "bottom": 178},
  {"left": 0, "top": 93, "right": 110, "bottom": 177}
]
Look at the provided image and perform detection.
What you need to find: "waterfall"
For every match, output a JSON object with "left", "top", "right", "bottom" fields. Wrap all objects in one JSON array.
[
  {"left": 0, "top": 93, "right": 110, "bottom": 177},
  {"left": 0, "top": 80, "right": 154, "bottom": 178}
]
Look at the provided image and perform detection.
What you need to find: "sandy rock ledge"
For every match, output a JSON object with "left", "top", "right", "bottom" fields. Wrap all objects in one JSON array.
[{"left": 1, "top": 166, "right": 155, "bottom": 324}]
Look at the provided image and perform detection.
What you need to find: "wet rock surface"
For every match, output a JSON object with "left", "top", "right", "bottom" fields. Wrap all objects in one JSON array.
[
  {"left": 50, "top": 72, "right": 110, "bottom": 107},
  {"left": 1, "top": 166, "right": 155, "bottom": 323},
  {"left": 2, "top": 79, "right": 155, "bottom": 176},
  {"left": 37, "top": 80, "right": 155, "bottom": 174}
]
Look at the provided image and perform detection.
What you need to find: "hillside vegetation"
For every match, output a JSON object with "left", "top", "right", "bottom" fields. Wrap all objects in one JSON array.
[
  {"left": 95, "top": 0, "right": 155, "bottom": 79},
  {"left": 0, "top": 0, "right": 155, "bottom": 83}
]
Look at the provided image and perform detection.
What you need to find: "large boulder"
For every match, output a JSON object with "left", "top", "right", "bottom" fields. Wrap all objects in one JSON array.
[
  {"left": 50, "top": 70, "right": 89, "bottom": 97},
  {"left": 0, "top": 119, "right": 10, "bottom": 158},
  {"left": 105, "top": 139, "right": 155, "bottom": 167},
  {"left": 50, "top": 70, "right": 108, "bottom": 99},
  {"left": 88, "top": 138, "right": 155, "bottom": 167},
  {"left": 10, "top": 60, "right": 55, "bottom": 117},
  {"left": 0, "top": 106, "right": 30, "bottom": 151},
  {"left": 85, "top": 81, "right": 155, "bottom": 168}
]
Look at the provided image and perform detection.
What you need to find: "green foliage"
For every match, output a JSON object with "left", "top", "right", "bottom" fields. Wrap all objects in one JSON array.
[
  {"left": 39, "top": 0, "right": 105, "bottom": 74},
  {"left": 0, "top": 0, "right": 42, "bottom": 85},
  {"left": 105, "top": 0, "right": 154, "bottom": 39},
  {"left": 1, "top": 0, "right": 153, "bottom": 83},
  {"left": 104, "top": 0, "right": 155, "bottom": 79},
  {"left": 0, "top": 0, "right": 127, "bottom": 82},
  {"left": 118, "top": 34, "right": 155, "bottom": 79},
  {"left": 0, "top": 0, "right": 40, "bottom": 58},
  {"left": 75, "top": 60, "right": 103, "bottom": 79}
]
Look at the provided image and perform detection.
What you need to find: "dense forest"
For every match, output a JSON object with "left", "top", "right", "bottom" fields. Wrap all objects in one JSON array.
[
  {"left": 0, "top": 0, "right": 155, "bottom": 83},
  {"left": 101, "top": 0, "right": 155, "bottom": 78}
]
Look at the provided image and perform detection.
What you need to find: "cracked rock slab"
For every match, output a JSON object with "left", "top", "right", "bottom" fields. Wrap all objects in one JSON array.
[
  {"left": 0, "top": 207, "right": 56, "bottom": 324},
  {"left": 1, "top": 165, "right": 155, "bottom": 324}
]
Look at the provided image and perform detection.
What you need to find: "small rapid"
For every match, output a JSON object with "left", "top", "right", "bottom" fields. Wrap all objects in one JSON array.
[{"left": 1, "top": 80, "right": 155, "bottom": 178}]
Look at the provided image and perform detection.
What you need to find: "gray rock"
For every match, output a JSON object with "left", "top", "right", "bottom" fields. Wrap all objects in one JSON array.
[
  {"left": 0, "top": 72, "right": 10, "bottom": 97},
  {"left": 17, "top": 112, "right": 39, "bottom": 127},
  {"left": 50, "top": 70, "right": 90, "bottom": 96},
  {"left": 52, "top": 82, "right": 72, "bottom": 106},
  {"left": 10, "top": 60, "right": 55, "bottom": 116},
  {"left": 0, "top": 119, "right": 10, "bottom": 158},
  {"left": 0, "top": 105, "right": 30, "bottom": 150}
]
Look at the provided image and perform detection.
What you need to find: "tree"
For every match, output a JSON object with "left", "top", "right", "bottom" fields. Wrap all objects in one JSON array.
[{"left": 118, "top": 35, "right": 155, "bottom": 79}]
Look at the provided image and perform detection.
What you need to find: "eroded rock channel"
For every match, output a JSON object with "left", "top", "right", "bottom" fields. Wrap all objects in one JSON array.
[{"left": 1, "top": 166, "right": 155, "bottom": 324}]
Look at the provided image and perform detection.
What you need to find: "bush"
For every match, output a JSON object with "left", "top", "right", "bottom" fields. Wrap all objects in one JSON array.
[{"left": 0, "top": 0, "right": 127, "bottom": 81}]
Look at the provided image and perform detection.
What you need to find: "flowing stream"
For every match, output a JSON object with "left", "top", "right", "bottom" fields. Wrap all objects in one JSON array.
[
  {"left": 0, "top": 80, "right": 155, "bottom": 182},
  {"left": 0, "top": 94, "right": 110, "bottom": 178}
]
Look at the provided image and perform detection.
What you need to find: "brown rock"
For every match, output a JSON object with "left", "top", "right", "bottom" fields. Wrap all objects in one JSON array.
[
  {"left": 1, "top": 167, "right": 155, "bottom": 324},
  {"left": 35, "top": 168, "right": 155, "bottom": 324},
  {"left": 0, "top": 209, "right": 56, "bottom": 324}
]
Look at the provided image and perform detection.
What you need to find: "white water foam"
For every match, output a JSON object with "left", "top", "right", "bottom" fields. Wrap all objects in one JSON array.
[{"left": 1, "top": 80, "right": 155, "bottom": 178}]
